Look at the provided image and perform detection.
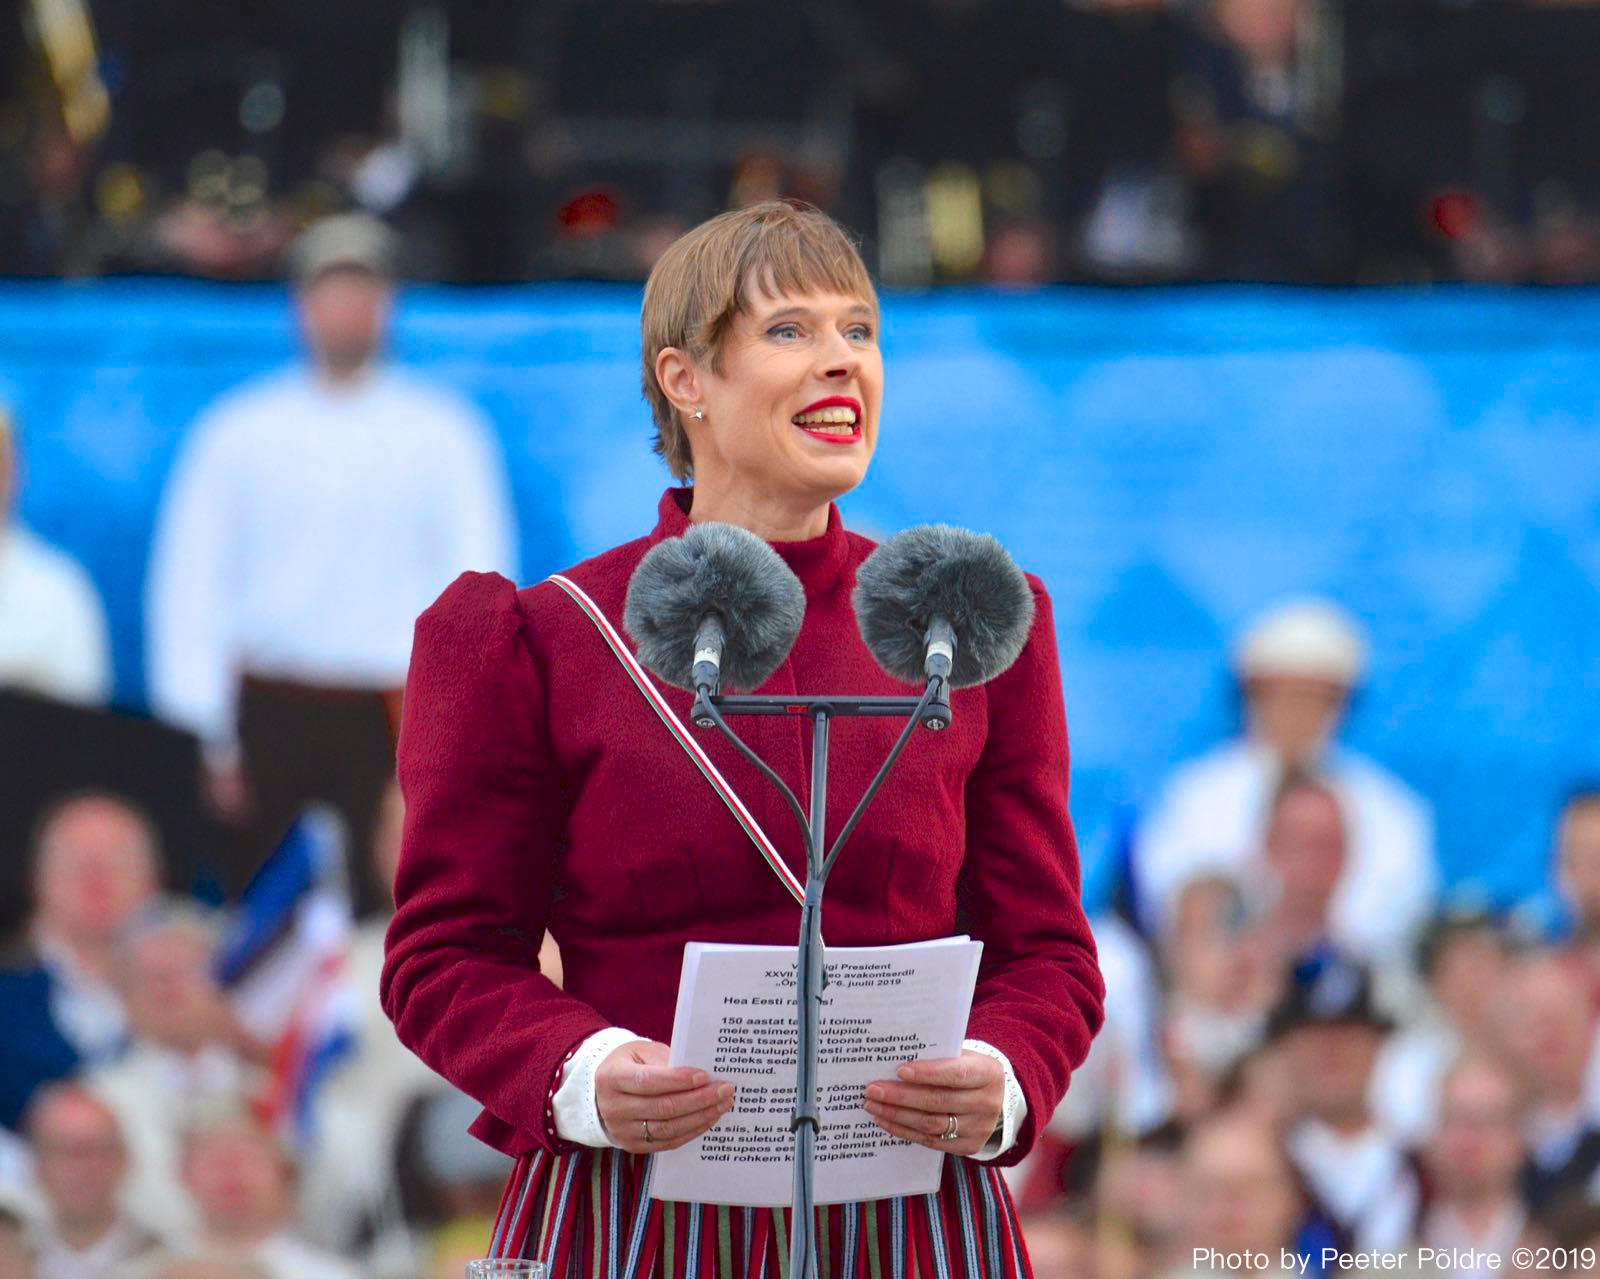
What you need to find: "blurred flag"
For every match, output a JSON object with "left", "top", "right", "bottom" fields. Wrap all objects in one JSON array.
[{"left": 215, "top": 806, "right": 360, "bottom": 1146}]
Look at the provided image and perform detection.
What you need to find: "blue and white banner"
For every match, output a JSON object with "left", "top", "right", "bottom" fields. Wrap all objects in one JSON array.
[{"left": 4, "top": 282, "right": 1599, "bottom": 910}]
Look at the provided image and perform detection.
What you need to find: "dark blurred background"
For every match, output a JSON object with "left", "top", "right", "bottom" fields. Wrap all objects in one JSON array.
[
  {"left": 7, "top": 4, "right": 1600, "bottom": 1278},
  {"left": 4, "top": 0, "right": 1600, "bottom": 287}
]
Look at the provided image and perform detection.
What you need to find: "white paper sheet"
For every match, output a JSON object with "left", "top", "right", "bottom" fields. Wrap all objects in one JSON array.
[{"left": 650, "top": 936, "right": 983, "bottom": 1206}]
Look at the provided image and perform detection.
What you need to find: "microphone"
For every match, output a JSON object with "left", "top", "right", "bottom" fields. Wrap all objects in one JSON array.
[
  {"left": 851, "top": 525, "right": 1036, "bottom": 730},
  {"left": 624, "top": 522, "right": 806, "bottom": 710}
]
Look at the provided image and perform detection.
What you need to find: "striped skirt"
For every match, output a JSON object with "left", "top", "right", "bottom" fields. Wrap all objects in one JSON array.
[{"left": 488, "top": 1148, "right": 1033, "bottom": 1279}]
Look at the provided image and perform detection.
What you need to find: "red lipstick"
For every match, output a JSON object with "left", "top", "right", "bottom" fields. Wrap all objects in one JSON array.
[{"left": 791, "top": 396, "right": 863, "bottom": 444}]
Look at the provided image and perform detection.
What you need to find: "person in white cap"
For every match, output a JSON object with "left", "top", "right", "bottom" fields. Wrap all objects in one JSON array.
[
  {"left": 1132, "top": 596, "right": 1436, "bottom": 965},
  {"left": 145, "top": 212, "right": 516, "bottom": 913}
]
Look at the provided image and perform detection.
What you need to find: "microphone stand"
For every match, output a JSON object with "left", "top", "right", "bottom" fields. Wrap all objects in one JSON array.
[{"left": 691, "top": 681, "right": 941, "bottom": 1279}]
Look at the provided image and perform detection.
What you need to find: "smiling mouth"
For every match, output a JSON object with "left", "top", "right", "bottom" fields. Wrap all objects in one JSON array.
[{"left": 791, "top": 403, "right": 861, "bottom": 442}]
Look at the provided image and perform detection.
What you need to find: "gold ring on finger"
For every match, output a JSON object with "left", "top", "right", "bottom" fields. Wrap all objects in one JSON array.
[
  {"left": 939, "top": 1114, "right": 958, "bottom": 1141},
  {"left": 642, "top": 1119, "right": 656, "bottom": 1143}
]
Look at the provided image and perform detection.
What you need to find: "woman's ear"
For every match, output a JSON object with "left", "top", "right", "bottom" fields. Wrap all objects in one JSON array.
[{"left": 655, "top": 347, "right": 701, "bottom": 420}]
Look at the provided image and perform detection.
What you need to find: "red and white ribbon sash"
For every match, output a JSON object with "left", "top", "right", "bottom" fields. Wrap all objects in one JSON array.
[{"left": 547, "top": 573, "right": 806, "bottom": 906}]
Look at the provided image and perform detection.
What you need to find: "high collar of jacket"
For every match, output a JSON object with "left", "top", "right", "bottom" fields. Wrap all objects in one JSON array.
[{"left": 650, "top": 487, "right": 852, "bottom": 593}]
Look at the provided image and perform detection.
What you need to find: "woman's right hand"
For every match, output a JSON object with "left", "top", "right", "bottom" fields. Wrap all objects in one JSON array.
[{"left": 595, "top": 1039, "right": 735, "bottom": 1153}]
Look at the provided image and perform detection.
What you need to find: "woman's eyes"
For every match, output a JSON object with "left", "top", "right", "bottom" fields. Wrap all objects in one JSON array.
[{"left": 766, "top": 323, "right": 875, "bottom": 343}]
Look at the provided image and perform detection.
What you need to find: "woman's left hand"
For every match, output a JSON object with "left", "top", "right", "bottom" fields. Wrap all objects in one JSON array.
[{"left": 862, "top": 1050, "right": 1004, "bottom": 1157}]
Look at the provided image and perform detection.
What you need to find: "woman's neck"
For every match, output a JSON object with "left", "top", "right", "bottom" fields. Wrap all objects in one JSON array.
[{"left": 687, "top": 484, "right": 830, "bottom": 542}]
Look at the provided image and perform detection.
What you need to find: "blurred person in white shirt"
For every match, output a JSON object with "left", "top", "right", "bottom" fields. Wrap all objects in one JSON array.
[
  {"left": 145, "top": 212, "right": 517, "bottom": 912},
  {"left": 178, "top": 1112, "right": 360, "bottom": 1279},
  {"left": 22, "top": 1084, "right": 159, "bottom": 1278},
  {"left": 85, "top": 903, "right": 263, "bottom": 1242},
  {"left": 1134, "top": 597, "right": 1436, "bottom": 965},
  {"left": 0, "top": 407, "right": 111, "bottom": 707}
]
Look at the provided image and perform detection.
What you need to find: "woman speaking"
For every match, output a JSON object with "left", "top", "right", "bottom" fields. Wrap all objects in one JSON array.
[{"left": 381, "top": 201, "right": 1104, "bottom": 1277}]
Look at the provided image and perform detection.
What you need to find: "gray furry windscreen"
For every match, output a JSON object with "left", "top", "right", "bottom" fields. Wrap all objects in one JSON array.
[
  {"left": 852, "top": 525, "right": 1035, "bottom": 688},
  {"left": 623, "top": 522, "right": 806, "bottom": 691}
]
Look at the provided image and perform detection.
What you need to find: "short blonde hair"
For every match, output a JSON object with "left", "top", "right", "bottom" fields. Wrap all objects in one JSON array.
[{"left": 641, "top": 200, "right": 878, "bottom": 481}]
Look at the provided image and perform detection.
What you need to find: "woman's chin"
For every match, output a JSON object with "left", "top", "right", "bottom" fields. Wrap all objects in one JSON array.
[{"left": 790, "top": 463, "right": 868, "bottom": 507}]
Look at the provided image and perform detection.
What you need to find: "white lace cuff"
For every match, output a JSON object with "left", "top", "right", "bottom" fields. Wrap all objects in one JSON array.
[
  {"left": 961, "top": 1038, "right": 1027, "bottom": 1161},
  {"left": 552, "top": 1026, "right": 644, "bottom": 1147}
]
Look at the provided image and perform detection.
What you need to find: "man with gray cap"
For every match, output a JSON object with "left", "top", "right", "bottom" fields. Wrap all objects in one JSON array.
[
  {"left": 145, "top": 213, "right": 516, "bottom": 910},
  {"left": 1132, "top": 596, "right": 1435, "bottom": 964}
]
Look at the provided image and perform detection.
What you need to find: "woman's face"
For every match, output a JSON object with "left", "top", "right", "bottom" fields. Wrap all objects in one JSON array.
[{"left": 685, "top": 283, "right": 882, "bottom": 520}]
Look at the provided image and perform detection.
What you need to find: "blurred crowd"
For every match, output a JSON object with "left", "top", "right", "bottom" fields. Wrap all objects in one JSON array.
[
  {"left": 4, "top": 211, "right": 1600, "bottom": 1279},
  {"left": 3, "top": 0, "right": 1600, "bottom": 287},
  {"left": 1011, "top": 614, "right": 1600, "bottom": 1278}
]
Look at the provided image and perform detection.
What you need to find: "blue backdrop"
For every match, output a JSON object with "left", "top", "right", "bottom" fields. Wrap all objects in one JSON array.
[{"left": 4, "top": 281, "right": 1599, "bottom": 913}]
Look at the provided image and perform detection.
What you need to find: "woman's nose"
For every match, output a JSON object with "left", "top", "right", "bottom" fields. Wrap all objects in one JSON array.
[{"left": 817, "top": 334, "right": 859, "bottom": 379}]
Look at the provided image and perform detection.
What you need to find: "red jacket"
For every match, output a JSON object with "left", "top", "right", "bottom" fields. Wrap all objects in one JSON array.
[{"left": 381, "top": 488, "right": 1104, "bottom": 1162}]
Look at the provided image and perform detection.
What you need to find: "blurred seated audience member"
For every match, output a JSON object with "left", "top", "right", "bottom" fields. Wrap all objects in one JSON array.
[
  {"left": 1158, "top": 875, "right": 1276, "bottom": 1122},
  {"left": 132, "top": 1257, "right": 272, "bottom": 1279},
  {"left": 1016, "top": 919, "right": 1172, "bottom": 1213},
  {"left": 1412, "top": 1055, "right": 1536, "bottom": 1273},
  {"left": 0, "top": 409, "right": 111, "bottom": 707},
  {"left": 1045, "top": 912, "right": 1174, "bottom": 1146},
  {"left": 86, "top": 903, "right": 263, "bottom": 1242},
  {"left": 394, "top": 1088, "right": 513, "bottom": 1266},
  {"left": 1271, "top": 955, "right": 1420, "bottom": 1252},
  {"left": 0, "top": 1133, "right": 28, "bottom": 1205},
  {"left": 422, "top": 1219, "right": 492, "bottom": 1279},
  {"left": 1161, "top": 1110, "right": 1308, "bottom": 1278},
  {"left": 402, "top": 1086, "right": 516, "bottom": 1214},
  {"left": 1373, "top": 909, "right": 1511, "bottom": 1146},
  {"left": 1219, "top": 1039, "right": 1297, "bottom": 1132},
  {"left": 301, "top": 784, "right": 564, "bottom": 1266},
  {"left": 1554, "top": 789, "right": 1600, "bottom": 986},
  {"left": 0, "top": 1205, "right": 34, "bottom": 1279},
  {"left": 1538, "top": 1199, "right": 1600, "bottom": 1274},
  {"left": 22, "top": 1083, "right": 159, "bottom": 1277},
  {"left": 144, "top": 213, "right": 517, "bottom": 914},
  {"left": 178, "top": 1112, "right": 360, "bottom": 1279},
  {"left": 1017, "top": 1201, "right": 1094, "bottom": 1279},
  {"left": 1495, "top": 953, "right": 1600, "bottom": 1211},
  {"left": 1254, "top": 772, "right": 1347, "bottom": 967},
  {"left": 0, "top": 792, "right": 161, "bottom": 1130},
  {"left": 1092, "top": 1123, "right": 1187, "bottom": 1279},
  {"left": 296, "top": 780, "right": 439, "bottom": 1261},
  {"left": 1135, "top": 597, "right": 1436, "bottom": 964}
]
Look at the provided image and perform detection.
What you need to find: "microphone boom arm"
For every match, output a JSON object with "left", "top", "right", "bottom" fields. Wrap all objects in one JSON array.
[
  {"left": 821, "top": 681, "right": 936, "bottom": 879},
  {"left": 690, "top": 689, "right": 813, "bottom": 853}
]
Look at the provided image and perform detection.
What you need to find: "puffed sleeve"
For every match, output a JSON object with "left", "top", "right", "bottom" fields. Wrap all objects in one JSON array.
[
  {"left": 959, "top": 579, "right": 1105, "bottom": 1165},
  {"left": 381, "top": 571, "right": 611, "bottom": 1154}
]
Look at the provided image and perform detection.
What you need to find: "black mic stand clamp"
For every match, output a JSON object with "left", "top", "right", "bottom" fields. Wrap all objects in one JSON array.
[{"left": 688, "top": 677, "right": 940, "bottom": 1279}]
